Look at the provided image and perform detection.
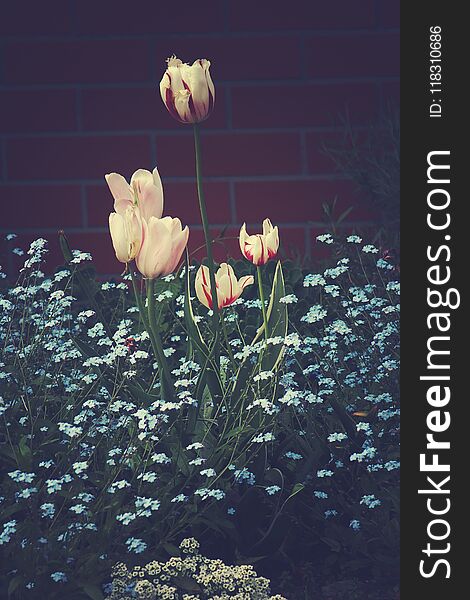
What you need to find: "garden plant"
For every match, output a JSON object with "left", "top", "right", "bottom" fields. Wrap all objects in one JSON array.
[{"left": 0, "top": 56, "right": 400, "bottom": 600}]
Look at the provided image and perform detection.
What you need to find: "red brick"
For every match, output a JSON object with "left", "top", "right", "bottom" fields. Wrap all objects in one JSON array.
[
  {"left": 1, "top": 1, "right": 71, "bottom": 35},
  {"left": 81, "top": 87, "right": 226, "bottom": 131},
  {"left": 164, "top": 182, "right": 232, "bottom": 225},
  {"left": 0, "top": 90, "right": 76, "bottom": 133},
  {"left": 278, "top": 227, "right": 307, "bottom": 259},
  {"left": 306, "top": 33, "right": 400, "bottom": 78},
  {"left": 7, "top": 135, "right": 152, "bottom": 180},
  {"left": 87, "top": 181, "right": 231, "bottom": 228},
  {"left": 0, "top": 185, "right": 82, "bottom": 228},
  {"left": 153, "top": 36, "right": 301, "bottom": 82},
  {"left": 188, "top": 227, "right": 240, "bottom": 264},
  {"left": 66, "top": 231, "right": 123, "bottom": 274},
  {"left": 13, "top": 230, "right": 122, "bottom": 275},
  {"left": 228, "top": 0, "right": 375, "bottom": 31},
  {"left": 76, "top": 0, "right": 225, "bottom": 34},
  {"left": 3, "top": 40, "right": 150, "bottom": 84},
  {"left": 379, "top": 0, "right": 400, "bottom": 28},
  {"left": 235, "top": 180, "right": 376, "bottom": 223},
  {"left": 157, "top": 132, "right": 302, "bottom": 177},
  {"left": 231, "top": 82, "right": 380, "bottom": 128},
  {"left": 306, "top": 132, "right": 345, "bottom": 175}
]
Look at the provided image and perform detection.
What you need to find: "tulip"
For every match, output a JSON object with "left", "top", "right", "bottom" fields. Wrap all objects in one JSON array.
[
  {"left": 108, "top": 206, "right": 142, "bottom": 264},
  {"left": 239, "top": 219, "right": 279, "bottom": 266},
  {"left": 105, "top": 168, "right": 164, "bottom": 223},
  {"left": 136, "top": 216, "right": 189, "bottom": 280},
  {"left": 160, "top": 56, "right": 215, "bottom": 124},
  {"left": 195, "top": 263, "right": 254, "bottom": 310}
]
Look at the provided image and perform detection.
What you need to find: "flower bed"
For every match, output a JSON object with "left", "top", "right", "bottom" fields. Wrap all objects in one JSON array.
[{"left": 0, "top": 55, "right": 399, "bottom": 599}]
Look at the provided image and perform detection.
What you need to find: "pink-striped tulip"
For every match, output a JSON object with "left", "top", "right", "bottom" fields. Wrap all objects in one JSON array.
[
  {"left": 195, "top": 263, "right": 254, "bottom": 310},
  {"left": 105, "top": 168, "right": 164, "bottom": 224},
  {"left": 239, "top": 219, "right": 279, "bottom": 266},
  {"left": 108, "top": 206, "right": 142, "bottom": 264},
  {"left": 160, "top": 56, "right": 215, "bottom": 124},
  {"left": 136, "top": 216, "right": 189, "bottom": 280}
]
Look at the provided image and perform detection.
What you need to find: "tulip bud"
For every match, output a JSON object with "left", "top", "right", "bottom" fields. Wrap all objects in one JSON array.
[
  {"left": 136, "top": 216, "right": 189, "bottom": 280},
  {"left": 160, "top": 56, "right": 215, "bottom": 124},
  {"left": 105, "top": 168, "right": 164, "bottom": 223},
  {"left": 108, "top": 206, "right": 142, "bottom": 264},
  {"left": 239, "top": 219, "right": 279, "bottom": 266},
  {"left": 195, "top": 263, "right": 254, "bottom": 310}
]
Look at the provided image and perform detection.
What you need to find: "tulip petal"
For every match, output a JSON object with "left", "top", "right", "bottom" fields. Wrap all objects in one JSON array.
[
  {"left": 201, "top": 59, "right": 215, "bottom": 108},
  {"left": 165, "top": 225, "right": 189, "bottom": 275},
  {"left": 131, "top": 168, "right": 164, "bottom": 222},
  {"left": 187, "top": 60, "right": 211, "bottom": 122},
  {"left": 239, "top": 275, "right": 255, "bottom": 290},
  {"left": 136, "top": 217, "right": 171, "bottom": 279},
  {"left": 113, "top": 197, "right": 133, "bottom": 215},
  {"left": 266, "top": 226, "right": 279, "bottom": 258},
  {"left": 105, "top": 173, "right": 132, "bottom": 209},
  {"left": 160, "top": 56, "right": 215, "bottom": 124},
  {"left": 217, "top": 274, "right": 232, "bottom": 307},
  {"left": 263, "top": 218, "right": 274, "bottom": 236},
  {"left": 109, "top": 213, "right": 128, "bottom": 263},
  {"left": 239, "top": 220, "right": 278, "bottom": 265},
  {"left": 195, "top": 265, "right": 213, "bottom": 309},
  {"left": 239, "top": 223, "right": 249, "bottom": 259}
]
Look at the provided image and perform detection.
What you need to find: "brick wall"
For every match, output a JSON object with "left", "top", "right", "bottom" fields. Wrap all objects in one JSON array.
[{"left": 0, "top": 0, "right": 399, "bottom": 274}]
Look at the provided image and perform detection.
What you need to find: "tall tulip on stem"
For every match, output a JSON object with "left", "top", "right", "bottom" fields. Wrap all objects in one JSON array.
[
  {"left": 196, "top": 263, "right": 254, "bottom": 367},
  {"left": 240, "top": 219, "right": 280, "bottom": 340},
  {"left": 160, "top": 56, "right": 220, "bottom": 362},
  {"left": 106, "top": 166, "right": 189, "bottom": 400},
  {"left": 138, "top": 216, "right": 189, "bottom": 400}
]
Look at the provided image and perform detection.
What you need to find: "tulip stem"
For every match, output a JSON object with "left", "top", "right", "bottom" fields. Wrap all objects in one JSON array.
[
  {"left": 221, "top": 317, "right": 236, "bottom": 367},
  {"left": 146, "top": 279, "right": 174, "bottom": 400},
  {"left": 257, "top": 266, "right": 269, "bottom": 341},
  {"left": 130, "top": 266, "right": 149, "bottom": 331},
  {"left": 193, "top": 123, "right": 220, "bottom": 365}
]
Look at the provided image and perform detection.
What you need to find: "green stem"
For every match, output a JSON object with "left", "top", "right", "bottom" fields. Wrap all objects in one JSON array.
[
  {"left": 193, "top": 123, "right": 220, "bottom": 364},
  {"left": 221, "top": 317, "right": 236, "bottom": 367},
  {"left": 131, "top": 266, "right": 158, "bottom": 361},
  {"left": 146, "top": 279, "right": 174, "bottom": 400},
  {"left": 130, "top": 265, "right": 149, "bottom": 330},
  {"left": 257, "top": 265, "right": 269, "bottom": 341}
]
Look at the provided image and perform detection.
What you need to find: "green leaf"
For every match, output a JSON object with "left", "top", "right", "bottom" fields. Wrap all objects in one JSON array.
[
  {"left": 286, "top": 482, "right": 305, "bottom": 502},
  {"left": 183, "top": 254, "right": 222, "bottom": 422},
  {"left": 163, "top": 542, "right": 180, "bottom": 556},
  {"left": 256, "top": 260, "right": 288, "bottom": 371},
  {"left": 231, "top": 261, "right": 288, "bottom": 402},
  {"left": 172, "top": 576, "right": 201, "bottom": 593},
  {"left": 80, "top": 584, "right": 105, "bottom": 600},
  {"left": 183, "top": 253, "right": 211, "bottom": 361},
  {"left": 321, "top": 537, "right": 342, "bottom": 552},
  {"left": 8, "top": 575, "right": 24, "bottom": 597},
  {"left": 127, "top": 382, "right": 159, "bottom": 404},
  {"left": 173, "top": 447, "right": 191, "bottom": 476},
  {"left": 18, "top": 436, "right": 31, "bottom": 460}
]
